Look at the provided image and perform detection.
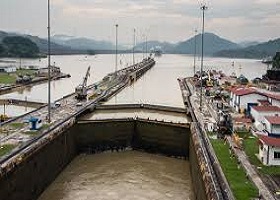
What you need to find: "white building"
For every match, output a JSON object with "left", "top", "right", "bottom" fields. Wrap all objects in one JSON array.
[
  {"left": 38, "top": 66, "right": 61, "bottom": 77},
  {"left": 263, "top": 116, "right": 280, "bottom": 137},
  {"left": 230, "top": 87, "right": 267, "bottom": 113},
  {"left": 259, "top": 135, "right": 280, "bottom": 166},
  {"left": 251, "top": 106, "right": 280, "bottom": 130},
  {"left": 266, "top": 93, "right": 280, "bottom": 107},
  {"left": 0, "top": 65, "right": 17, "bottom": 73}
]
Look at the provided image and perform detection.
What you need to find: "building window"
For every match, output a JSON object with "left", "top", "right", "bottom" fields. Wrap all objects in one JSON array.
[{"left": 274, "top": 152, "right": 280, "bottom": 159}]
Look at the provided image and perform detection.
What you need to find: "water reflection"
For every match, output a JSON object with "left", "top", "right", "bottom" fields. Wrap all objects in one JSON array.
[
  {"left": 0, "top": 104, "right": 34, "bottom": 117},
  {"left": 38, "top": 151, "right": 194, "bottom": 200}
]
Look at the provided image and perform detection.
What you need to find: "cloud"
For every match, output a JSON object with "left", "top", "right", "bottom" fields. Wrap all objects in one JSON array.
[
  {"left": 0, "top": 0, "right": 279, "bottom": 43},
  {"left": 255, "top": 0, "right": 279, "bottom": 5}
]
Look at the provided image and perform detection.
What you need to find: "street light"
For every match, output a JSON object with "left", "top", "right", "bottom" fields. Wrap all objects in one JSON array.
[
  {"left": 145, "top": 35, "right": 148, "bottom": 58},
  {"left": 133, "top": 28, "right": 136, "bottom": 66},
  {"left": 115, "top": 24, "right": 118, "bottom": 74},
  {"left": 193, "top": 29, "right": 198, "bottom": 76},
  {"left": 200, "top": 4, "right": 208, "bottom": 111},
  {"left": 142, "top": 34, "right": 145, "bottom": 60},
  {"left": 47, "top": 0, "right": 51, "bottom": 122}
]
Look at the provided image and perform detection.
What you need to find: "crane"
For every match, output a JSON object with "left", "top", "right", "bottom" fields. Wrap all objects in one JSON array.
[{"left": 75, "top": 66, "right": 91, "bottom": 100}]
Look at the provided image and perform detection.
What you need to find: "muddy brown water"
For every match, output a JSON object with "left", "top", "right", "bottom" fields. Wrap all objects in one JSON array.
[{"left": 38, "top": 151, "right": 194, "bottom": 200}]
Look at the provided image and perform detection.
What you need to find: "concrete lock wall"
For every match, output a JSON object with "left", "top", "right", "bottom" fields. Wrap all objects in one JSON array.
[
  {"left": 189, "top": 136, "right": 208, "bottom": 200},
  {"left": 75, "top": 120, "right": 189, "bottom": 157},
  {"left": 0, "top": 119, "right": 211, "bottom": 200},
  {"left": 133, "top": 121, "right": 189, "bottom": 157},
  {"left": 0, "top": 128, "right": 77, "bottom": 200},
  {"left": 75, "top": 120, "right": 135, "bottom": 153}
]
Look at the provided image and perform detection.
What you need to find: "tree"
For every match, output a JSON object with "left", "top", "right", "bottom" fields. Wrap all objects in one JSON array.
[
  {"left": 0, "top": 44, "right": 6, "bottom": 56},
  {"left": 2, "top": 36, "right": 39, "bottom": 58},
  {"left": 272, "top": 52, "right": 280, "bottom": 69}
]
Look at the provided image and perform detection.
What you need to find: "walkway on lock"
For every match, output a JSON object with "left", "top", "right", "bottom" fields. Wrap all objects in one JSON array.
[
  {"left": 78, "top": 117, "right": 190, "bottom": 129},
  {"left": 81, "top": 103, "right": 191, "bottom": 124},
  {"left": 0, "top": 58, "right": 155, "bottom": 172}
]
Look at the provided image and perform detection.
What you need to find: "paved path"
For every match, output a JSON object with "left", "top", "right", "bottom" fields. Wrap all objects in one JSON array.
[{"left": 227, "top": 136, "right": 275, "bottom": 200}]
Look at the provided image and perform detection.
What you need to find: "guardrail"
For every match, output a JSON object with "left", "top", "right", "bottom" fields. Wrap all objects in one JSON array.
[
  {"left": 95, "top": 103, "right": 187, "bottom": 113},
  {"left": 78, "top": 117, "right": 189, "bottom": 128}
]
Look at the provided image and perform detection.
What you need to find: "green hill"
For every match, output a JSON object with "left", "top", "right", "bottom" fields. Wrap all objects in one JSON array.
[
  {"left": 52, "top": 35, "right": 116, "bottom": 51},
  {"left": 173, "top": 33, "right": 240, "bottom": 55},
  {"left": 214, "top": 38, "right": 280, "bottom": 59},
  {"left": 134, "top": 41, "right": 175, "bottom": 53},
  {"left": 0, "top": 36, "right": 40, "bottom": 58},
  {"left": 273, "top": 52, "right": 280, "bottom": 69}
]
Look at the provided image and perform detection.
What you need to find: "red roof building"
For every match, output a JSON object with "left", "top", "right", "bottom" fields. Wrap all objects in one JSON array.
[
  {"left": 259, "top": 135, "right": 280, "bottom": 147},
  {"left": 229, "top": 86, "right": 280, "bottom": 113},
  {"left": 265, "top": 93, "right": 280, "bottom": 101},
  {"left": 234, "top": 117, "right": 252, "bottom": 123},
  {"left": 258, "top": 135, "right": 280, "bottom": 166},
  {"left": 231, "top": 87, "right": 257, "bottom": 96},
  {"left": 265, "top": 116, "right": 280, "bottom": 125},
  {"left": 252, "top": 106, "right": 280, "bottom": 112},
  {"left": 257, "top": 99, "right": 270, "bottom": 106}
]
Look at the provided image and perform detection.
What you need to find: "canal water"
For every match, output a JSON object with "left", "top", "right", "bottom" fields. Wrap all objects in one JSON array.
[
  {"left": 1, "top": 54, "right": 267, "bottom": 200},
  {"left": 38, "top": 151, "right": 194, "bottom": 200},
  {"left": 0, "top": 54, "right": 266, "bottom": 105},
  {"left": 0, "top": 54, "right": 266, "bottom": 114}
]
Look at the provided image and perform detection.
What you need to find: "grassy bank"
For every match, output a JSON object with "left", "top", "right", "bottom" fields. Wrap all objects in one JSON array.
[
  {"left": 211, "top": 139, "right": 258, "bottom": 200},
  {"left": 0, "top": 69, "right": 36, "bottom": 84},
  {"left": 243, "top": 136, "right": 280, "bottom": 175},
  {"left": 0, "top": 144, "right": 15, "bottom": 157},
  {"left": 0, "top": 73, "right": 16, "bottom": 84}
]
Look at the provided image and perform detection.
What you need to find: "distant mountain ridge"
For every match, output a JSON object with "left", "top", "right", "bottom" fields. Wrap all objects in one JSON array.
[
  {"left": 173, "top": 33, "right": 240, "bottom": 55},
  {"left": 0, "top": 36, "right": 40, "bottom": 58},
  {"left": 135, "top": 40, "right": 175, "bottom": 53},
  {"left": 51, "top": 35, "right": 116, "bottom": 51},
  {"left": 214, "top": 38, "right": 280, "bottom": 59},
  {"left": 238, "top": 41, "right": 260, "bottom": 48},
  {"left": 0, "top": 30, "right": 279, "bottom": 58},
  {"left": 0, "top": 31, "right": 83, "bottom": 55},
  {"left": 135, "top": 33, "right": 241, "bottom": 56}
]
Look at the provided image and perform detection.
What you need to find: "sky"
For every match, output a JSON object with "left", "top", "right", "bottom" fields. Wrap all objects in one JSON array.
[{"left": 0, "top": 0, "right": 279, "bottom": 45}]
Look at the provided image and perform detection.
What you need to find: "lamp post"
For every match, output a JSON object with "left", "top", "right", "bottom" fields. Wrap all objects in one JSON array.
[
  {"left": 47, "top": 0, "right": 51, "bottom": 122},
  {"left": 142, "top": 34, "right": 145, "bottom": 60},
  {"left": 133, "top": 28, "right": 136, "bottom": 66},
  {"left": 200, "top": 5, "right": 208, "bottom": 111},
  {"left": 193, "top": 29, "right": 197, "bottom": 76},
  {"left": 145, "top": 35, "right": 148, "bottom": 58},
  {"left": 115, "top": 24, "right": 118, "bottom": 74}
]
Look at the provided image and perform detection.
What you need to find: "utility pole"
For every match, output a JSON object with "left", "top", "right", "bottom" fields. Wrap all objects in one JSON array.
[
  {"left": 47, "top": 0, "right": 51, "bottom": 123},
  {"left": 145, "top": 35, "right": 148, "bottom": 58},
  {"left": 200, "top": 4, "right": 208, "bottom": 111},
  {"left": 115, "top": 24, "right": 118, "bottom": 74},
  {"left": 193, "top": 29, "right": 197, "bottom": 76},
  {"left": 142, "top": 34, "right": 145, "bottom": 60},
  {"left": 133, "top": 28, "right": 136, "bottom": 66}
]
